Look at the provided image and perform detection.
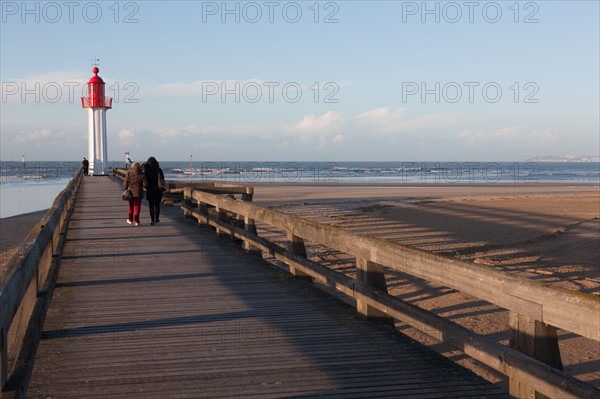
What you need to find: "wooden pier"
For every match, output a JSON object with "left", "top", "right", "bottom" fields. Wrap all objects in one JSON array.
[
  {"left": 2, "top": 173, "right": 599, "bottom": 398},
  {"left": 2, "top": 176, "right": 508, "bottom": 398}
]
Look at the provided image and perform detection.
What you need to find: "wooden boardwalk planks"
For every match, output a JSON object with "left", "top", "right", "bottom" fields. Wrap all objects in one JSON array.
[{"left": 27, "top": 177, "right": 508, "bottom": 398}]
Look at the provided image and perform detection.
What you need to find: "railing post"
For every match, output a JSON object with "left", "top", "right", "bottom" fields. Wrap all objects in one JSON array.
[
  {"left": 287, "top": 233, "right": 310, "bottom": 278},
  {"left": 243, "top": 216, "right": 262, "bottom": 257},
  {"left": 227, "top": 195, "right": 244, "bottom": 246},
  {"left": 182, "top": 187, "right": 194, "bottom": 219},
  {"left": 355, "top": 258, "right": 394, "bottom": 325},
  {"left": 508, "top": 312, "right": 563, "bottom": 398},
  {"left": 215, "top": 205, "right": 230, "bottom": 239},
  {"left": 242, "top": 194, "right": 262, "bottom": 257}
]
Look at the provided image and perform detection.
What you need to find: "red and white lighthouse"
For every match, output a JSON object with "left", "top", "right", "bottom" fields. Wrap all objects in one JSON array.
[{"left": 81, "top": 67, "right": 112, "bottom": 175}]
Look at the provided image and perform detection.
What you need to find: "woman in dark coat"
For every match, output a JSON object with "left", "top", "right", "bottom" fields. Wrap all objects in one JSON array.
[
  {"left": 144, "top": 156, "right": 165, "bottom": 225},
  {"left": 123, "top": 162, "right": 146, "bottom": 226}
]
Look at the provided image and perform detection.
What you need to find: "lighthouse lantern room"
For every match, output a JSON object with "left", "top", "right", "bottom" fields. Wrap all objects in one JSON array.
[{"left": 81, "top": 67, "right": 112, "bottom": 175}]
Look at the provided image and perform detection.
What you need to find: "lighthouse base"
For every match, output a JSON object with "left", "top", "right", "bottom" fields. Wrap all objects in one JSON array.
[{"left": 87, "top": 107, "right": 109, "bottom": 175}]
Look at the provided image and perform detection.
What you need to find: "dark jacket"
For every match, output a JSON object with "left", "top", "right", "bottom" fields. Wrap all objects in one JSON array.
[
  {"left": 145, "top": 167, "right": 164, "bottom": 201},
  {"left": 124, "top": 166, "right": 146, "bottom": 198}
]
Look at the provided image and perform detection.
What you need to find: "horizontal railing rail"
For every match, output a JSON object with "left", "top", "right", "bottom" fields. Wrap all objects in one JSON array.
[
  {"left": 0, "top": 170, "right": 83, "bottom": 397},
  {"left": 112, "top": 167, "right": 254, "bottom": 197},
  {"left": 181, "top": 186, "right": 600, "bottom": 399}
]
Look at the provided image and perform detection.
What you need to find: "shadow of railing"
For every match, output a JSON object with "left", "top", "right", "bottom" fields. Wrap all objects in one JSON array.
[{"left": 180, "top": 185, "right": 600, "bottom": 398}]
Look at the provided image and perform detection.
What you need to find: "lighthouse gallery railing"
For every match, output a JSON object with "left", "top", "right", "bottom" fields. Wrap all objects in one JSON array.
[{"left": 81, "top": 97, "right": 112, "bottom": 109}]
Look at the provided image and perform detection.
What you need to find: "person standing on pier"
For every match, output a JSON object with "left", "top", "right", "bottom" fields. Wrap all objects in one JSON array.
[
  {"left": 125, "top": 152, "right": 132, "bottom": 169},
  {"left": 124, "top": 162, "right": 146, "bottom": 226},
  {"left": 82, "top": 157, "right": 89, "bottom": 176},
  {"left": 144, "top": 156, "right": 165, "bottom": 225}
]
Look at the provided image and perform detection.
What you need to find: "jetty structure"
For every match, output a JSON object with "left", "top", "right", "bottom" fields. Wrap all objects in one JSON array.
[{"left": 0, "top": 170, "right": 598, "bottom": 398}]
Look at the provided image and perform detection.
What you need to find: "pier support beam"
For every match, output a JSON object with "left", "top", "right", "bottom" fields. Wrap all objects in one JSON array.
[
  {"left": 355, "top": 258, "right": 394, "bottom": 325},
  {"left": 215, "top": 206, "right": 229, "bottom": 239},
  {"left": 287, "top": 233, "right": 310, "bottom": 278},
  {"left": 244, "top": 216, "right": 262, "bottom": 258},
  {"left": 509, "top": 312, "right": 563, "bottom": 398},
  {"left": 241, "top": 193, "right": 260, "bottom": 256},
  {"left": 182, "top": 189, "right": 197, "bottom": 221}
]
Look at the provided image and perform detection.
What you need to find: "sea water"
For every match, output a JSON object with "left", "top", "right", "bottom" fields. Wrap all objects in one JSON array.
[
  {"left": 1, "top": 160, "right": 598, "bottom": 219},
  {"left": 0, "top": 161, "right": 80, "bottom": 218},
  {"left": 161, "top": 161, "right": 600, "bottom": 184}
]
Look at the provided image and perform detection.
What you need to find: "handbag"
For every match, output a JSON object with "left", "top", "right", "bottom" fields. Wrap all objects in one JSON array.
[
  {"left": 158, "top": 174, "right": 166, "bottom": 192},
  {"left": 122, "top": 189, "right": 132, "bottom": 201}
]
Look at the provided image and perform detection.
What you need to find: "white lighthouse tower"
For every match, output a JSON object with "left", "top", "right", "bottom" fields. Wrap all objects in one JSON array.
[{"left": 81, "top": 67, "right": 112, "bottom": 175}]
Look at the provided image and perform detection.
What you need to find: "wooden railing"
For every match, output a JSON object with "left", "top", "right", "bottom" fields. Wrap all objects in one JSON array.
[
  {"left": 181, "top": 187, "right": 600, "bottom": 399},
  {"left": 0, "top": 170, "right": 83, "bottom": 397},
  {"left": 112, "top": 167, "right": 254, "bottom": 201}
]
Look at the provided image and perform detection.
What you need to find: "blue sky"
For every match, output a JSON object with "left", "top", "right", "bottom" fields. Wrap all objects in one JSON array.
[{"left": 1, "top": 0, "right": 598, "bottom": 161}]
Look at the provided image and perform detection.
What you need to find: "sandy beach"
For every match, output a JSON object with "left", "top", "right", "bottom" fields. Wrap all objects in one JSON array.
[
  {"left": 2, "top": 182, "right": 598, "bottom": 389},
  {"left": 0, "top": 209, "right": 48, "bottom": 274},
  {"left": 252, "top": 183, "right": 599, "bottom": 295},
  {"left": 251, "top": 182, "right": 600, "bottom": 388}
]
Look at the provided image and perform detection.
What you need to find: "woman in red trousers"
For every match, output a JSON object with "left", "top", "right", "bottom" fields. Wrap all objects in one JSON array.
[{"left": 123, "top": 162, "right": 146, "bottom": 226}]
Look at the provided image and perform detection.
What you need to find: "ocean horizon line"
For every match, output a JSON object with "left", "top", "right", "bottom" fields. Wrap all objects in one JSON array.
[{"left": 2, "top": 158, "right": 600, "bottom": 163}]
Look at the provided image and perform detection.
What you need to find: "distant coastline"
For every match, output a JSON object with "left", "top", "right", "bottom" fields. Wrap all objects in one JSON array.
[{"left": 524, "top": 155, "right": 600, "bottom": 162}]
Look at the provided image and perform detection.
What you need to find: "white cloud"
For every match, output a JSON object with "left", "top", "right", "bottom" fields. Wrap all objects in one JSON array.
[
  {"left": 284, "top": 111, "right": 346, "bottom": 148},
  {"left": 1, "top": 69, "right": 139, "bottom": 105},
  {"left": 1, "top": 128, "right": 78, "bottom": 159},
  {"left": 286, "top": 111, "right": 345, "bottom": 134},
  {"left": 118, "top": 128, "right": 137, "bottom": 146},
  {"left": 122, "top": 111, "right": 348, "bottom": 151},
  {"left": 151, "top": 122, "right": 281, "bottom": 143},
  {"left": 114, "top": 107, "right": 462, "bottom": 153},
  {"left": 457, "top": 127, "right": 560, "bottom": 144},
  {"left": 12, "top": 128, "right": 65, "bottom": 145},
  {"left": 1, "top": 70, "right": 88, "bottom": 105},
  {"left": 355, "top": 107, "right": 459, "bottom": 134},
  {"left": 332, "top": 134, "right": 346, "bottom": 144}
]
